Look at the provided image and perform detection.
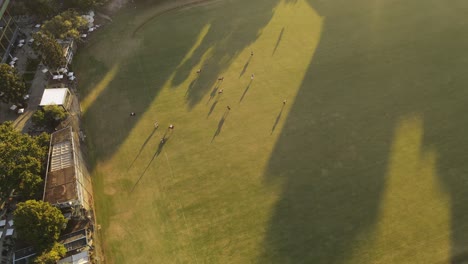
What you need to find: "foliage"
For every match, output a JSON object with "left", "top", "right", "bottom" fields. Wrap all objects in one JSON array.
[
  {"left": 25, "top": 0, "right": 59, "bottom": 19},
  {"left": 0, "top": 63, "right": 27, "bottom": 104},
  {"left": 9, "top": 0, "right": 29, "bottom": 16},
  {"left": 32, "top": 33, "right": 66, "bottom": 71},
  {"left": 14, "top": 200, "right": 67, "bottom": 251},
  {"left": 34, "top": 242, "right": 67, "bottom": 264},
  {"left": 26, "top": 58, "right": 41, "bottom": 72},
  {"left": 42, "top": 10, "right": 88, "bottom": 40},
  {"left": 0, "top": 122, "right": 49, "bottom": 199},
  {"left": 32, "top": 105, "right": 68, "bottom": 130},
  {"left": 66, "top": 0, "right": 109, "bottom": 11}
]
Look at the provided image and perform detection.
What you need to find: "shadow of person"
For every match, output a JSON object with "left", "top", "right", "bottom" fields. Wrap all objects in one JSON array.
[
  {"left": 239, "top": 56, "right": 252, "bottom": 78},
  {"left": 271, "top": 104, "right": 285, "bottom": 134},
  {"left": 207, "top": 100, "right": 219, "bottom": 118},
  {"left": 127, "top": 126, "right": 158, "bottom": 171},
  {"left": 239, "top": 80, "right": 253, "bottom": 103},
  {"left": 272, "top": 27, "right": 285, "bottom": 55},
  {"left": 211, "top": 109, "right": 229, "bottom": 142},
  {"left": 207, "top": 85, "right": 219, "bottom": 104},
  {"left": 130, "top": 136, "right": 168, "bottom": 193},
  {"left": 186, "top": 75, "right": 200, "bottom": 97},
  {"left": 155, "top": 136, "right": 168, "bottom": 157}
]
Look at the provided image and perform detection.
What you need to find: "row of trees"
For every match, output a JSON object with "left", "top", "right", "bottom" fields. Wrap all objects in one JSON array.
[
  {"left": 4, "top": 3, "right": 89, "bottom": 264},
  {"left": 0, "top": 122, "right": 50, "bottom": 200},
  {"left": 0, "top": 125, "right": 69, "bottom": 263}
]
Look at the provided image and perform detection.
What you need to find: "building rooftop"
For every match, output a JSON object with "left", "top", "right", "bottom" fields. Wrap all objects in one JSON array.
[
  {"left": 57, "top": 250, "right": 90, "bottom": 264},
  {"left": 39, "top": 88, "right": 70, "bottom": 107},
  {"left": 43, "top": 127, "right": 78, "bottom": 206},
  {"left": 60, "top": 229, "right": 88, "bottom": 252}
]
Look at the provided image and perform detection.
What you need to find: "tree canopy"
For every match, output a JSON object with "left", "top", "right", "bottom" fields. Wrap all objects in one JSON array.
[
  {"left": 0, "top": 63, "right": 27, "bottom": 105},
  {"left": 25, "top": 0, "right": 59, "bottom": 19},
  {"left": 0, "top": 122, "right": 49, "bottom": 199},
  {"left": 14, "top": 200, "right": 67, "bottom": 251},
  {"left": 32, "top": 105, "right": 68, "bottom": 131},
  {"left": 32, "top": 33, "right": 66, "bottom": 71},
  {"left": 34, "top": 242, "right": 66, "bottom": 264},
  {"left": 42, "top": 10, "right": 88, "bottom": 40}
]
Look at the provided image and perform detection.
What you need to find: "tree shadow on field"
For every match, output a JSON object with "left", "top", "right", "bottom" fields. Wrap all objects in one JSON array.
[
  {"left": 170, "top": 0, "right": 282, "bottom": 108},
  {"left": 80, "top": 0, "right": 282, "bottom": 166},
  {"left": 260, "top": 0, "right": 468, "bottom": 263}
]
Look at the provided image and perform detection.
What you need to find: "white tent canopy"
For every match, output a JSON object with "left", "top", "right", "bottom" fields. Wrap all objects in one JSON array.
[
  {"left": 0, "top": 220, "right": 5, "bottom": 227},
  {"left": 39, "top": 88, "right": 70, "bottom": 107}
]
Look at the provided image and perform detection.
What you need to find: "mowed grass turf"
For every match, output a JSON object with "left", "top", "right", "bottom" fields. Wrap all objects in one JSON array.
[{"left": 74, "top": 0, "right": 468, "bottom": 263}]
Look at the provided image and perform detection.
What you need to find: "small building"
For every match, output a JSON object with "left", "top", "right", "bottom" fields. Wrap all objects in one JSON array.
[
  {"left": 56, "top": 39, "right": 77, "bottom": 66},
  {"left": 43, "top": 127, "right": 93, "bottom": 219},
  {"left": 39, "top": 88, "right": 72, "bottom": 111},
  {"left": 57, "top": 251, "right": 90, "bottom": 264},
  {"left": 13, "top": 228, "right": 92, "bottom": 264}
]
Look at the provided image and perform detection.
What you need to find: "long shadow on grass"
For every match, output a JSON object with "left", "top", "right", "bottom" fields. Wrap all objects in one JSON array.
[
  {"left": 127, "top": 127, "right": 159, "bottom": 171},
  {"left": 170, "top": 0, "right": 282, "bottom": 108},
  {"left": 131, "top": 133, "right": 169, "bottom": 193},
  {"left": 211, "top": 109, "right": 229, "bottom": 142},
  {"left": 80, "top": 0, "right": 282, "bottom": 165},
  {"left": 261, "top": 0, "right": 468, "bottom": 263},
  {"left": 239, "top": 56, "right": 252, "bottom": 78},
  {"left": 270, "top": 104, "right": 284, "bottom": 134},
  {"left": 239, "top": 80, "right": 253, "bottom": 103},
  {"left": 272, "top": 27, "right": 285, "bottom": 56}
]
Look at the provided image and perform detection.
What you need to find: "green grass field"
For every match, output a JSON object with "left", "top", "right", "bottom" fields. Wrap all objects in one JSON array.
[{"left": 74, "top": 0, "right": 468, "bottom": 263}]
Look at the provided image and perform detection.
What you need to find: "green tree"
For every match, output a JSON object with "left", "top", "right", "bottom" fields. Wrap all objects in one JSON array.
[
  {"left": 25, "top": 0, "right": 59, "bottom": 19},
  {"left": 18, "top": 171, "right": 44, "bottom": 200},
  {"left": 0, "top": 122, "right": 50, "bottom": 199},
  {"left": 42, "top": 10, "right": 88, "bottom": 40},
  {"left": 33, "top": 33, "right": 66, "bottom": 71},
  {"left": 14, "top": 200, "right": 67, "bottom": 251},
  {"left": 32, "top": 105, "right": 68, "bottom": 130},
  {"left": 34, "top": 242, "right": 66, "bottom": 264},
  {"left": 0, "top": 63, "right": 27, "bottom": 104}
]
